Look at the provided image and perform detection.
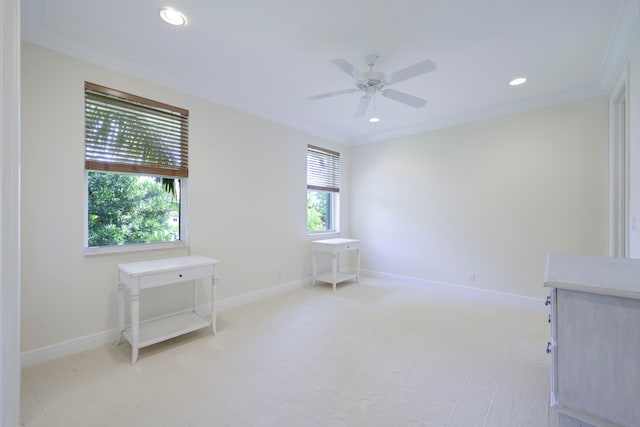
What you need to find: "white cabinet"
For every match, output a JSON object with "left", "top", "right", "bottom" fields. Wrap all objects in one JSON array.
[
  {"left": 117, "top": 255, "right": 219, "bottom": 364},
  {"left": 544, "top": 253, "right": 640, "bottom": 427},
  {"left": 311, "top": 238, "right": 360, "bottom": 292}
]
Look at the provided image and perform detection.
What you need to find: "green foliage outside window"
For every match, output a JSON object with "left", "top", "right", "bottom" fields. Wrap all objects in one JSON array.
[
  {"left": 307, "top": 190, "right": 331, "bottom": 232},
  {"left": 88, "top": 172, "right": 179, "bottom": 247}
]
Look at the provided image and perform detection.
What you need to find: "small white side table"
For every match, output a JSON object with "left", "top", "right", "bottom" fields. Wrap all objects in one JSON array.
[
  {"left": 117, "top": 255, "right": 219, "bottom": 364},
  {"left": 311, "top": 238, "right": 360, "bottom": 291}
]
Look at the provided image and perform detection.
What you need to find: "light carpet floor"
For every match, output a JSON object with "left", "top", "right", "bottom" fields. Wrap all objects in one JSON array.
[{"left": 21, "top": 277, "right": 551, "bottom": 426}]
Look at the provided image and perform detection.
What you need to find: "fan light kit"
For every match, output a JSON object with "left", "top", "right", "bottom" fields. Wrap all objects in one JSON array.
[
  {"left": 159, "top": 7, "right": 187, "bottom": 26},
  {"left": 308, "top": 54, "right": 436, "bottom": 119},
  {"left": 369, "top": 117, "right": 380, "bottom": 123}
]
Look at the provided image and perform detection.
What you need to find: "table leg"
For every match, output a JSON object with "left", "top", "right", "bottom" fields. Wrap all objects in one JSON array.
[
  {"left": 331, "top": 252, "right": 338, "bottom": 292},
  {"left": 192, "top": 280, "right": 197, "bottom": 313},
  {"left": 356, "top": 248, "right": 361, "bottom": 282},
  {"left": 117, "top": 282, "right": 125, "bottom": 345},
  {"left": 312, "top": 249, "right": 317, "bottom": 286},
  {"left": 131, "top": 287, "right": 140, "bottom": 364},
  {"left": 211, "top": 276, "right": 217, "bottom": 335}
]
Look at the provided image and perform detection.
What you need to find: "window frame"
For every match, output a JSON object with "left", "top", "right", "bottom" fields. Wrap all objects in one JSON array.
[
  {"left": 83, "top": 83, "right": 190, "bottom": 254},
  {"left": 307, "top": 189, "right": 340, "bottom": 235},
  {"left": 84, "top": 172, "right": 189, "bottom": 255},
  {"left": 306, "top": 145, "right": 340, "bottom": 235}
]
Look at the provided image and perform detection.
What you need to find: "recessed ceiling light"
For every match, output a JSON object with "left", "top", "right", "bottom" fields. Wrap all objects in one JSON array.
[
  {"left": 159, "top": 7, "right": 187, "bottom": 26},
  {"left": 369, "top": 117, "right": 380, "bottom": 123},
  {"left": 509, "top": 77, "right": 527, "bottom": 86}
]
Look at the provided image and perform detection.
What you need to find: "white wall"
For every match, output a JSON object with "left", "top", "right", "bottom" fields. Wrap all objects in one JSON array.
[
  {"left": 1, "top": 0, "right": 21, "bottom": 424},
  {"left": 20, "top": 42, "right": 350, "bottom": 353},
  {"left": 350, "top": 97, "right": 609, "bottom": 298}
]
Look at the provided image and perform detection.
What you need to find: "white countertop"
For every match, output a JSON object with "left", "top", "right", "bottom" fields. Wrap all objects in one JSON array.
[{"left": 544, "top": 253, "right": 640, "bottom": 300}]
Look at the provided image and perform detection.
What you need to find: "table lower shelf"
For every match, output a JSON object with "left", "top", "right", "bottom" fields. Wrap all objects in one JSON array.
[
  {"left": 315, "top": 272, "right": 358, "bottom": 285},
  {"left": 122, "top": 311, "right": 212, "bottom": 349}
]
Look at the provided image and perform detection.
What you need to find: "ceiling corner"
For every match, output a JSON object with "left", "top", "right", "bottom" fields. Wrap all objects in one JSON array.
[{"left": 598, "top": 0, "right": 640, "bottom": 92}]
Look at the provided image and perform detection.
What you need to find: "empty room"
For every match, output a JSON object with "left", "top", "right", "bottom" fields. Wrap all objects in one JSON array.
[{"left": 3, "top": 1, "right": 640, "bottom": 426}]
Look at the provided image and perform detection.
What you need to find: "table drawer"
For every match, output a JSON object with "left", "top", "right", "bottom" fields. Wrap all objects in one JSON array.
[
  {"left": 333, "top": 242, "right": 358, "bottom": 252},
  {"left": 343, "top": 242, "right": 358, "bottom": 250},
  {"left": 138, "top": 265, "right": 215, "bottom": 289},
  {"left": 313, "top": 241, "right": 359, "bottom": 253}
]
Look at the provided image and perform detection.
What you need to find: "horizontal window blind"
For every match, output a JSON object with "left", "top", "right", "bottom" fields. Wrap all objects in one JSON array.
[
  {"left": 84, "top": 82, "right": 189, "bottom": 177},
  {"left": 307, "top": 145, "right": 340, "bottom": 192}
]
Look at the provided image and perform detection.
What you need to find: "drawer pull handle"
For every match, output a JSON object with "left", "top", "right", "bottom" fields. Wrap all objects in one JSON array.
[
  {"left": 548, "top": 314, "right": 551, "bottom": 323},
  {"left": 545, "top": 296, "right": 551, "bottom": 306},
  {"left": 546, "top": 342, "right": 551, "bottom": 354}
]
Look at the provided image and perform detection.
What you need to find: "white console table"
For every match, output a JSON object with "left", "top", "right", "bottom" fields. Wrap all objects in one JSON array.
[
  {"left": 312, "top": 238, "right": 360, "bottom": 292},
  {"left": 117, "top": 255, "right": 219, "bottom": 364}
]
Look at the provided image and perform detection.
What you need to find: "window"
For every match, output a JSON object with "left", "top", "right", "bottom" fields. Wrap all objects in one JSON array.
[
  {"left": 84, "top": 82, "right": 189, "bottom": 252},
  {"left": 307, "top": 145, "right": 340, "bottom": 233}
]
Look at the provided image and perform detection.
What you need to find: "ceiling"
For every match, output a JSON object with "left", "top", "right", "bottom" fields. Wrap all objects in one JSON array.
[{"left": 21, "top": 0, "right": 639, "bottom": 145}]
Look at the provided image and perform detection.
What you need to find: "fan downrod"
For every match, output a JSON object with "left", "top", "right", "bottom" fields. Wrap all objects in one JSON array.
[
  {"left": 359, "top": 54, "right": 384, "bottom": 92},
  {"left": 365, "top": 54, "right": 379, "bottom": 68}
]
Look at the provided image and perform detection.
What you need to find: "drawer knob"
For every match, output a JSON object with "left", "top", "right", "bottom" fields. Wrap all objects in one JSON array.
[
  {"left": 179, "top": 274, "right": 183, "bottom": 278},
  {"left": 546, "top": 342, "right": 551, "bottom": 354}
]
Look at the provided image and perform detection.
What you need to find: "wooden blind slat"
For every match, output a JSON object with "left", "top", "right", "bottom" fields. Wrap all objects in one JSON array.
[
  {"left": 84, "top": 82, "right": 189, "bottom": 177},
  {"left": 307, "top": 145, "right": 340, "bottom": 193}
]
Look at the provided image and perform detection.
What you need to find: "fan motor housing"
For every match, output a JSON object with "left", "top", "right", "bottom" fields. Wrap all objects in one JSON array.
[{"left": 358, "top": 70, "right": 385, "bottom": 91}]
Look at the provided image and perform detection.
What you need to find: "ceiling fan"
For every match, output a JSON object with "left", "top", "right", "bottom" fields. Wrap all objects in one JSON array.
[{"left": 308, "top": 54, "right": 436, "bottom": 118}]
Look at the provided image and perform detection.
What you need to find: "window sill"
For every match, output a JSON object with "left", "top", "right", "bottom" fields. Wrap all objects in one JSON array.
[
  {"left": 306, "top": 231, "right": 341, "bottom": 240},
  {"left": 84, "top": 241, "right": 189, "bottom": 256}
]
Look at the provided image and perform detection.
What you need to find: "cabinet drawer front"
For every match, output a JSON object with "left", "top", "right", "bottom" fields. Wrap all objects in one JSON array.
[{"left": 139, "top": 265, "right": 214, "bottom": 289}]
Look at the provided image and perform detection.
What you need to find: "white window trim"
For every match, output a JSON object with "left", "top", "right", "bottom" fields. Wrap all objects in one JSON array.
[
  {"left": 609, "top": 65, "right": 629, "bottom": 258},
  {"left": 306, "top": 144, "right": 341, "bottom": 235},
  {"left": 83, "top": 172, "right": 190, "bottom": 255},
  {"left": 306, "top": 191, "right": 340, "bottom": 236}
]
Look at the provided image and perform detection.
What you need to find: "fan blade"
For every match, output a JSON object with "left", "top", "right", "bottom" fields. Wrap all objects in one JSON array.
[
  {"left": 383, "top": 59, "right": 436, "bottom": 85},
  {"left": 332, "top": 59, "right": 364, "bottom": 80},
  {"left": 307, "top": 88, "right": 357, "bottom": 101},
  {"left": 381, "top": 89, "right": 427, "bottom": 108},
  {"left": 355, "top": 95, "right": 371, "bottom": 118},
  {"left": 332, "top": 59, "right": 356, "bottom": 77}
]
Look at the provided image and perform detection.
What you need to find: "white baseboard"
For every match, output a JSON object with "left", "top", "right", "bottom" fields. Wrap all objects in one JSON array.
[
  {"left": 361, "top": 268, "right": 545, "bottom": 304},
  {"left": 21, "top": 277, "right": 312, "bottom": 367},
  {"left": 217, "top": 277, "right": 311, "bottom": 312},
  {"left": 21, "top": 329, "right": 120, "bottom": 368}
]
